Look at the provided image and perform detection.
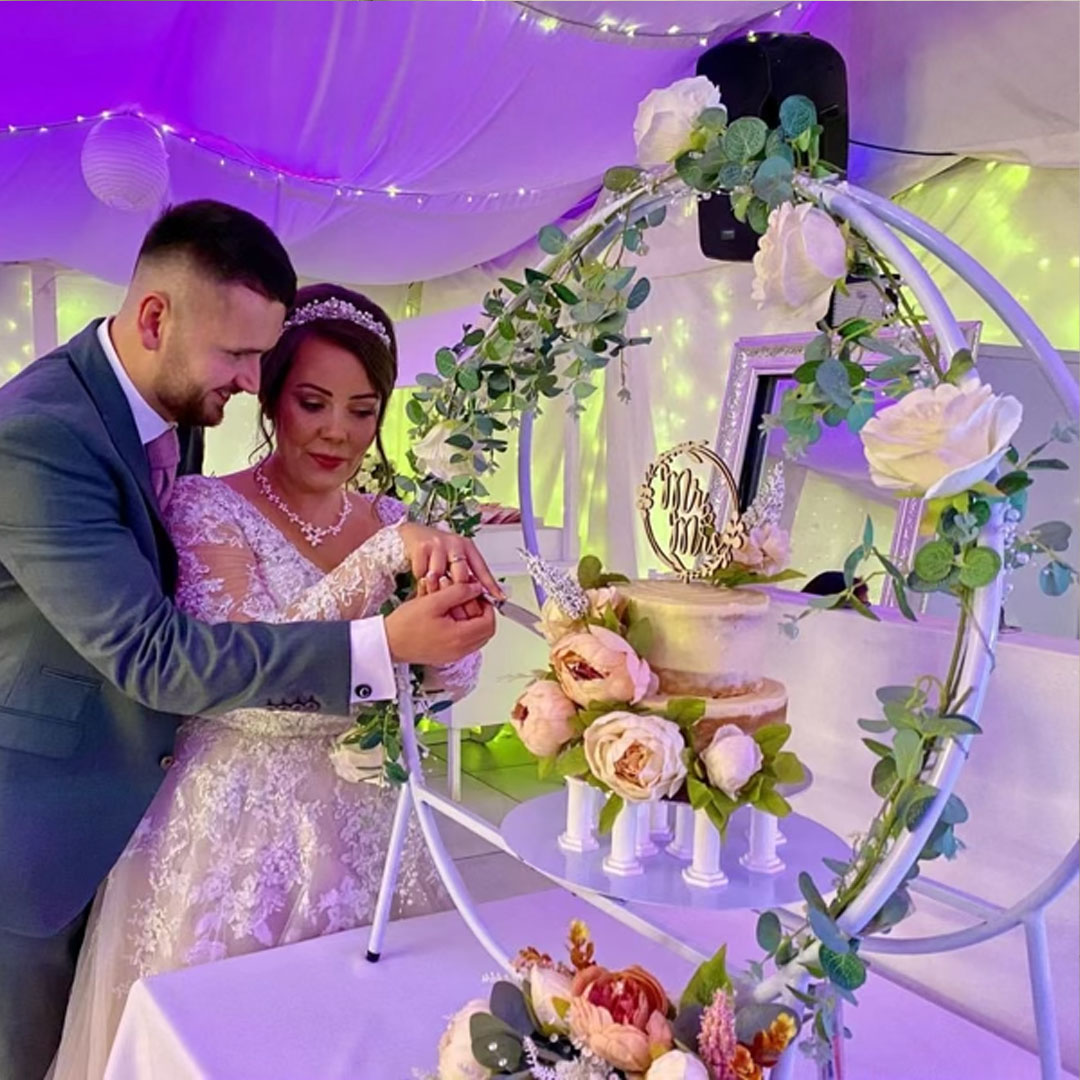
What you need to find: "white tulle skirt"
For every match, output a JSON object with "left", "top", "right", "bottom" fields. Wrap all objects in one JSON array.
[{"left": 50, "top": 713, "right": 447, "bottom": 1080}]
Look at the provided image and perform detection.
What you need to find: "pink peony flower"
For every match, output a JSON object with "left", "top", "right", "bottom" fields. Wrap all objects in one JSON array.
[
  {"left": 551, "top": 626, "right": 654, "bottom": 707},
  {"left": 510, "top": 680, "right": 579, "bottom": 758},
  {"left": 568, "top": 963, "right": 673, "bottom": 1073}
]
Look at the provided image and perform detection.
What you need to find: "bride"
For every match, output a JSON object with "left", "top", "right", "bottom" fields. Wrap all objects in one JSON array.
[{"left": 51, "top": 284, "right": 496, "bottom": 1078}]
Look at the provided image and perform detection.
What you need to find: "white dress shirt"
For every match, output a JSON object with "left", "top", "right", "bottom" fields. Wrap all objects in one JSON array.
[{"left": 97, "top": 319, "right": 396, "bottom": 705}]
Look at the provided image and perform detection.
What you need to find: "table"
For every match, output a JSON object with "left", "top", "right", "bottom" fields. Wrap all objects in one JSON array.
[{"left": 104, "top": 890, "right": 1043, "bottom": 1080}]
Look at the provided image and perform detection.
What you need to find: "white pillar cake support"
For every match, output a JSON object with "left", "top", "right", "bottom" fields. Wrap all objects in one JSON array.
[
  {"left": 559, "top": 777, "right": 599, "bottom": 854},
  {"left": 650, "top": 800, "right": 674, "bottom": 842},
  {"left": 635, "top": 802, "right": 659, "bottom": 857},
  {"left": 603, "top": 801, "right": 643, "bottom": 877},
  {"left": 681, "top": 808, "right": 729, "bottom": 889},
  {"left": 740, "top": 808, "right": 784, "bottom": 874},
  {"left": 666, "top": 802, "right": 695, "bottom": 860}
]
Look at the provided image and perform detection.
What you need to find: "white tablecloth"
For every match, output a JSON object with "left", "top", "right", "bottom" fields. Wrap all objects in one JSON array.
[{"left": 103, "top": 888, "right": 1043, "bottom": 1080}]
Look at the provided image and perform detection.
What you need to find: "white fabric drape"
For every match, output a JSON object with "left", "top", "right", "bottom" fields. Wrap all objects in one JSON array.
[{"left": 0, "top": 2, "right": 1075, "bottom": 284}]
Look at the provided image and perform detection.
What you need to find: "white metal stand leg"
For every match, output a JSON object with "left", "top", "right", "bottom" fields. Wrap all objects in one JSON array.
[
  {"left": 1024, "top": 912, "right": 1062, "bottom": 1080},
  {"left": 365, "top": 783, "right": 413, "bottom": 962},
  {"left": 447, "top": 725, "right": 463, "bottom": 802}
]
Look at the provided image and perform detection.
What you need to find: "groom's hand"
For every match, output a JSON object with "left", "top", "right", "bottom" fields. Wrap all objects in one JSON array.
[{"left": 384, "top": 582, "right": 496, "bottom": 665}]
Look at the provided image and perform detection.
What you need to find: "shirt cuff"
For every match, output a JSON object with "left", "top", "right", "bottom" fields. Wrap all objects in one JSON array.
[{"left": 348, "top": 616, "right": 396, "bottom": 704}]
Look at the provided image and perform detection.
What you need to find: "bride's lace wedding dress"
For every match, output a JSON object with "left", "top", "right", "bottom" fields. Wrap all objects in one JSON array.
[{"left": 51, "top": 476, "right": 476, "bottom": 1079}]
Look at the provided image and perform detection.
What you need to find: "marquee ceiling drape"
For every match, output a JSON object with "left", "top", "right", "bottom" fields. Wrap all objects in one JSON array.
[{"left": 0, "top": 1, "right": 1075, "bottom": 285}]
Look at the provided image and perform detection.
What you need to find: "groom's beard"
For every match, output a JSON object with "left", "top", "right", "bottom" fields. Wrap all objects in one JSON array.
[
  {"left": 164, "top": 384, "right": 237, "bottom": 428},
  {"left": 153, "top": 344, "right": 239, "bottom": 427},
  {"left": 155, "top": 369, "right": 238, "bottom": 428}
]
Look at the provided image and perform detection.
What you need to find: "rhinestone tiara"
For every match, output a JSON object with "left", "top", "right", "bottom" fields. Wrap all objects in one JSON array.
[{"left": 283, "top": 298, "right": 392, "bottom": 349}]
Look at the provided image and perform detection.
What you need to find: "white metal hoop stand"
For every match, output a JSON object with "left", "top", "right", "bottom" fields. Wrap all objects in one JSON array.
[{"left": 365, "top": 177, "right": 1078, "bottom": 1080}]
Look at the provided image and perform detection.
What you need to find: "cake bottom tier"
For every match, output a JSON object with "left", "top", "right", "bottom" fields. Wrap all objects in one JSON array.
[{"left": 642, "top": 676, "right": 788, "bottom": 751}]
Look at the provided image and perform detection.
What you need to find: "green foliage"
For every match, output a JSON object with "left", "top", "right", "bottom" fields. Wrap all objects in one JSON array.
[
  {"left": 820, "top": 946, "right": 867, "bottom": 992},
  {"left": 756, "top": 911, "right": 783, "bottom": 953},
  {"left": 723, "top": 116, "right": 769, "bottom": 161},
  {"left": 490, "top": 981, "right": 536, "bottom": 1036},
  {"left": 469, "top": 1012, "right": 523, "bottom": 1071},
  {"left": 663, "top": 697, "right": 707, "bottom": 728},
  {"left": 554, "top": 743, "right": 588, "bottom": 779},
  {"left": 779, "top": 94, "right": 817, "bottom": 138},
  {"left": 625, "top": 616, "right": 653, "bottom": 657},
  {"left": 602, "top": 165, "right": 643, "bottom": 192},
  {"left": 680, "top": 946, "right": 730, "bottom": 1011},
  {"left": 913, "top": 539, "right": 955, "bottom": 583},
  {"left": 798, "top": 871, "right": 827, "bottom": 913}
]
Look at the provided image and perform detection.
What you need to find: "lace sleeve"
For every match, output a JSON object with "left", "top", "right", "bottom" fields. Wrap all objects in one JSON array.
[
  {"left": 282, "top": 526, "right": 408, "bottom": 622},
  {"left": 164, "top": 479, "right": 410, "bottom": 624},
  {"left": 373, "top": 494, "right": 481, "bottom": 699},
  {"left": 421, "top": 650, "right": 482, "bottom": 702}
]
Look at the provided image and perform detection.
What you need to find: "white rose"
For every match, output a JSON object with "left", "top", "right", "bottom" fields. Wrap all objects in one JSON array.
[
  {"left": 751, "top": 202, "right": 848, "bottom": 316},
  {"left": 437, "top": 999, "right": 492, "bottom": 1080},
  {"left": 702, "top": 724, "right": 763, "bottom": 797},
  {"left": 860, "top": 380, "right": 1023, "bottom": 500},
  {"left": 647, "top": 1050, "right": 710, "bottom": 1080},
  {"left": 583, "top": 711, "right": 687, "bottom": 802},
  {"left": 634, "top": 76, "right": 721, "bottom": 168},
  {"left": 414, "top": 422, "right": 475, "bottom": 483},
  {"left": 527, "top": 964, "right": 574, "bottom": 1034},
  {"left": 732, "top": 522, "right": 790, "bottom": 576}
]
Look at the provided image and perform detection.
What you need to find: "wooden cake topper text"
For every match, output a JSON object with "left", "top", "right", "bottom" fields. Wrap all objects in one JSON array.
[{"left": 637, "top": 442, "right": 746, "bottom": 580}]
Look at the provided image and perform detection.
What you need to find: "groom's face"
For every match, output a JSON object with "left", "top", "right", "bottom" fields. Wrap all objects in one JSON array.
[{"left": 155, "top": 273, "right": 285, "bottom": 427}]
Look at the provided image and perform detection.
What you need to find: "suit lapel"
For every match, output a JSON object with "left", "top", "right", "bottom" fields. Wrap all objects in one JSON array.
[{"left": 67, "top": 322, "right": 177, "bottom": 580}]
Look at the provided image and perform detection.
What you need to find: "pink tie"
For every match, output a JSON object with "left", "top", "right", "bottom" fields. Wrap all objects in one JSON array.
[{"left": 146, "top": 428, "right": 181, "bottom": 511}]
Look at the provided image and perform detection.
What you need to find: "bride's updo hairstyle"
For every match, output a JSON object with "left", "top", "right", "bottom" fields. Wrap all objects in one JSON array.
[{"left": 256, "top": 283, "right": 398, "bottom": 487}]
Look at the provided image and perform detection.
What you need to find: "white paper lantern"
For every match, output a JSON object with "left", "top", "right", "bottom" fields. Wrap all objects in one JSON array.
[{"left": 81, "top": 114, "right": 169, "bottom": 212}]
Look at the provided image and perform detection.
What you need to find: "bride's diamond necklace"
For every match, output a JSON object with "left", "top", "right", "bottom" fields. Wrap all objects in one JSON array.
[{"left": 254, "top": 461, "right": 352, "bottom": 548}]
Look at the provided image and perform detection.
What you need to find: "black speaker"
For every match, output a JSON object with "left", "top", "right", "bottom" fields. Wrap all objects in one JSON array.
[{"left": 696, "top": 33, "right": 848, "bottom": 261}]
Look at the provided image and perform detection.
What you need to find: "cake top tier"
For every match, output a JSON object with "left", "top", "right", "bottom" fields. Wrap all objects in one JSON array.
[{"left": 619, "top": 579, "right": 770, "bottom": 616}]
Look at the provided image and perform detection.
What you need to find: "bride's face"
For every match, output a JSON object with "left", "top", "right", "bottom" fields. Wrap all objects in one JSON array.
[{"left": 272, "top": 335, "right": 381, "bottom": 493}]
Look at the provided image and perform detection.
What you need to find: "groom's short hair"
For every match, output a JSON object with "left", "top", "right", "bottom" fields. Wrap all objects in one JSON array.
[{"left": 135, "top": 199, "right": 296, "bottom": 308}]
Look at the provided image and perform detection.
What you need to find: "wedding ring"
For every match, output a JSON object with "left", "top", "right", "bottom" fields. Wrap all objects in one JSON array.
[{"left": 448, "top": 553, "right": 467, "bottom": 564}]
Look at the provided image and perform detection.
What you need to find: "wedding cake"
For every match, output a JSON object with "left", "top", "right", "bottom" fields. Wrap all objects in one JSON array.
[{"left": 619, "top": 579, "right": 789, "bottom": 733}]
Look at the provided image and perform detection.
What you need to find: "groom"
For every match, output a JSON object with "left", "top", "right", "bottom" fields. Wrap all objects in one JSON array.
[{"left": 0, "top": 199, "right": 496, "bottom": 1078}]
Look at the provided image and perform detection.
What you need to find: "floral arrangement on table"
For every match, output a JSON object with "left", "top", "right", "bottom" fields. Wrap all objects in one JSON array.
[
  {"left": 421, "top": 919, "right": 798, "bottom": 1080},
  {"left": 404, "top": 73, "right": 1077, "bottom": 1071},
  {"left": 508, "top": 474, "right": 805, "bottom": 838}
]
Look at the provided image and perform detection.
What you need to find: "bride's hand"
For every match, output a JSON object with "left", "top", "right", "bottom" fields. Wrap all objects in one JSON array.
[{"left": 397, "top": 522, "right": 504, "bottom": 619}]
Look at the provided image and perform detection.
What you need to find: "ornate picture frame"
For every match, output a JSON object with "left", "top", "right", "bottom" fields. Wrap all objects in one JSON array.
[{"left": 716, "top": 323, "right": 983, "bottom": 610}]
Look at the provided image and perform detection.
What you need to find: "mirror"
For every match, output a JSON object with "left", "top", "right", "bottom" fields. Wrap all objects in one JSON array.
[{"left": 716, "top": 323, "right": 982, "bottom": 609}]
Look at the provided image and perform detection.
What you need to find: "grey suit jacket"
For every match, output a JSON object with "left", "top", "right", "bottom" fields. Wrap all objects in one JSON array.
[{"left": 0, "top": 322, "right": 368, "bottom": 937}]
